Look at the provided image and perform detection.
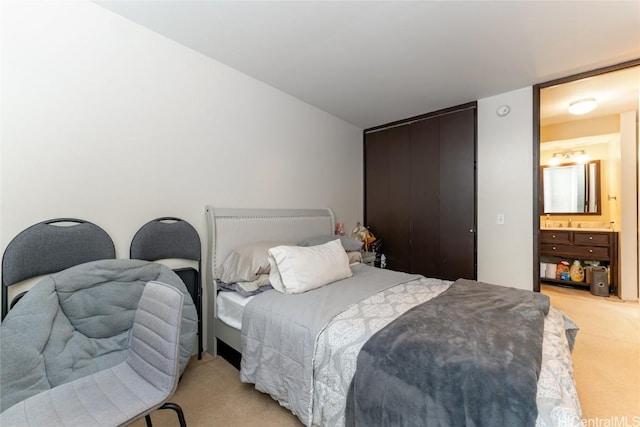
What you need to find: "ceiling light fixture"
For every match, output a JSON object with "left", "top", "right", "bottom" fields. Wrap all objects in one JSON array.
[
  {"left": 568, "top": 98, "right": 597, "bottom": 115},
  {"left": 548, "top": 150, "right": 589, "bottom": 165}
]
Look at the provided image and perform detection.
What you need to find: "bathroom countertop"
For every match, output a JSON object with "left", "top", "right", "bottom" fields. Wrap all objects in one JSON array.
[{"left": 541, "top": 227, "right": 613, "bottom": 232}]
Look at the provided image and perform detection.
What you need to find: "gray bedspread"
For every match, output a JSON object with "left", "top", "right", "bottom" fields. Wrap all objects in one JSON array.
[
  {"left": 345, "top": 279, "right": 550, "bottom": 427},
  {"left": 240, "top": 264, "right": 421, "bottom": 425}
]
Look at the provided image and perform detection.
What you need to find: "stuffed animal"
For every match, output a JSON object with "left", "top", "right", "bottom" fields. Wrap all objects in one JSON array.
[{"left": 351, "top": 222, "right": 377, "bottom": 251}]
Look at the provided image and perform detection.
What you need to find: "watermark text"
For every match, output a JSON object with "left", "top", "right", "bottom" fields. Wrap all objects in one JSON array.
[{"left": 582, "top": 416, "right": 640, "bottom": 427}]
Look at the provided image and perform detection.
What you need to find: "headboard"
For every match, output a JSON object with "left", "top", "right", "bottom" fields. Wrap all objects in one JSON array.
[
  {"left": 204, "top": 206, "right": 335, "bottom": 356},
  {"left": 205, "top": 206, "right": 335, "bottom": 285}
]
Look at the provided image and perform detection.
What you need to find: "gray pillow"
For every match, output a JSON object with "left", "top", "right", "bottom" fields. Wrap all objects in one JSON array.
[
  {"left": 218, "top": 242, "right": 284, "bottom": 283},
  {"left": 298, "top": 235, "right": 363, "bottom": 252}
]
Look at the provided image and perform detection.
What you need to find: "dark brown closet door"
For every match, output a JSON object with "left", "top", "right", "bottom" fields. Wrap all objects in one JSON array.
[
  {"left": 438, "top": 108, "right": 476, "bottom": 280},
  {"left": 364, "top": 125, "right": 411, "bottom": 272},
  {"left": 364, "top": 103, "right": 476, "bottom": 280},
  {"left": 409, "top": 118, "right": 440, "bottom": 277}
]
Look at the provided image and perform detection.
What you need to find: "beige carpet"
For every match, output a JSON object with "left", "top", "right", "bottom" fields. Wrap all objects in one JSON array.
[
  {"left": 131, "top": 354, "right": 301, "bottom": 427},
  {"left": 135, "top": 285, "right": 640, "bottom": 426},
  {"left": 541, "top": 284, "right": 640, "bottom": 421}
]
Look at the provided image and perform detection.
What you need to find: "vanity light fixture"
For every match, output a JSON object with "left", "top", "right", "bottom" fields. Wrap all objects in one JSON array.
[
  {"left": 568, "top": 98, "right": 597, "bottom": 115},
  {"left": 548, "top": 150, "right": 589, "bottom": 165},
  {"left": 574, "top": 151, "right": 589, "bottom": 163}
]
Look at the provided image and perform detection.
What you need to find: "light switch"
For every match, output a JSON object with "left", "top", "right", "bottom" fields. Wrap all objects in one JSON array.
[{"left": 496, "top": 214, "right": 505, "bottom": 225}]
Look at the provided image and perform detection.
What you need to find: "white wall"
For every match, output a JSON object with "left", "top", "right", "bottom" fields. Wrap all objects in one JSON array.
[
  {"left": 619, "top": 111, "right": 639, "bottom": 301},
  {"left": 10, "top": 3, "right": 629, "bottom": 329},
  {"left": 1, "top": 1, "right": 363, "bottom": 331},
  {"left": 477, "top": 88, "right": 534, "bottom": 290}
]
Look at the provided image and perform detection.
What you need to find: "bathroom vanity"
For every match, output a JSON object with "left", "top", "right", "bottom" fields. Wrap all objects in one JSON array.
[{"left": 540, "top": 229, "right": 619, "bottom": 294}]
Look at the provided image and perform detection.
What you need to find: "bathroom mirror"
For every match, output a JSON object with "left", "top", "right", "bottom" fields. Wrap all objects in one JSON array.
[{"left": 541, "top": 160, "right": 601, "bottom": 214}]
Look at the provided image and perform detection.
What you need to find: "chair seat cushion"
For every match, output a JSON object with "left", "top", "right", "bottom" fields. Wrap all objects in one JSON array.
[
  {"left": 1, "top": 361, "right": 166, "bottom": 427},
  {"left": 0, "top": 259, "right": 197, "bottom": 413}
]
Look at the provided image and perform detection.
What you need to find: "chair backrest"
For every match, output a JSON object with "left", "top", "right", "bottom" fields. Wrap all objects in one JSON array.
[
  {"left": 130, "top": 217, "right": 203, "bottom": 359},
  {"left": 1, "top": 218, "right": 115, "bottom": 319},
  {"left": 127, "top": 280, "right": 184, "bottom": 395},
  {"left": 130, "top": 217, "right": 200, "bottom": 262}
]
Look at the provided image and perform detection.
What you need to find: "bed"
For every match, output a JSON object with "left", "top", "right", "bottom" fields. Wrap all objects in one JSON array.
[{"left": 205, "top": 206, "right": 582, "bottom": 427}]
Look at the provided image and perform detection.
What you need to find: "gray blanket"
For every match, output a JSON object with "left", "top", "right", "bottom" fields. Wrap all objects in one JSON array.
[
  {"left": 241, "top": 264, "right": 421, "bottom": 425},
  {"left": 0, "top": 259, "right": 197, "bottom": 413},
  {"left": 346, "top": 279, "right": 550, "bottom": 427}
]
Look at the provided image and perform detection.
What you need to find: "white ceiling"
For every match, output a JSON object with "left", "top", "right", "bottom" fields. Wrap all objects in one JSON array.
[
  {"left": 540, "top": 65, "right": 639, "bottom": 126},
  {"left": 96, "top": 1, "right": 640, "bottom": 129}
]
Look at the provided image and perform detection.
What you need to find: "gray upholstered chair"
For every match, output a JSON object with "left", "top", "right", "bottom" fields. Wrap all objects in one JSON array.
[
  {"left": 1, "top": 218, "right": 115, "bottom": 320},
  {"left": 131, "top": 217, "right": 203, "bottom": 359},
  {"left": 0, "top": 281, "right": 185, "bottom": 427},
  {"left": 1, "top": 218, "right": 197, "bottom": 426}
]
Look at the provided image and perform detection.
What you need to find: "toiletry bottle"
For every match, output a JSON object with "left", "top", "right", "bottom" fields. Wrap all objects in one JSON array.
[
  {"left": 557, "top": 261, "right": 570, "bottom": 280},
  {"left": 570, "top": 260, "right": 584, "bottom": 282}
]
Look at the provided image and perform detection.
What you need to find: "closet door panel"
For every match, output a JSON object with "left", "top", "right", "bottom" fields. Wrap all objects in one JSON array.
[
  {"left": 385, "top": 126, "right": 412, "bottom": 272},
  {"left": 365, "top": 130, "right": 390, "bottom": 240},
  {"left": 365, "top": 126, "right": 411, "bottom": 272},
  {"left": 409, "top": 119, "right": 440, "bottom": 277},
  {"left": 438, "top": 109, "right": 476, "bottom": 280}
]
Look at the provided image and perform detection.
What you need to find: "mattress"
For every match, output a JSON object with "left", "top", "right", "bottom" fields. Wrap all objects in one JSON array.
[
  {"left": 217, "top": 291, "right": 255, "bottom": 330},
  {"left": 216, "top": 262, "right": 364, "bottom": 331}
]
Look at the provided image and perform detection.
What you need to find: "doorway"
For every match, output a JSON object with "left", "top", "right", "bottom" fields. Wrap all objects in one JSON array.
[{"left": 533, "top": 60, "right": 639, "bottom": 300}]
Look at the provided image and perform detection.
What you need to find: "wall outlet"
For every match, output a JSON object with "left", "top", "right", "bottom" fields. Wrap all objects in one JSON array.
[{"left": 496, "top": 214, "right": 505, "bottom": 225}]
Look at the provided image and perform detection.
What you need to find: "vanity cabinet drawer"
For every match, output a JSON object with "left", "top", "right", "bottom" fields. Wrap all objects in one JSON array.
[
  {"left": 573, "top": 232, "right": 610, "bottom": 246},
  {"left": 540, "top": 231, "right": 571, "bottom": 244},
  {"left": 579, "top": 246, "right": 610, "bottom": 260},
  {"left": 541, "top": 243, "right": 609, "bottom": 260},
  {"left": 540, "top": 243, "right": 609, "bottom": 260},
  {"left": 541, "top": 243, "right": 577, "bottom": 255}
]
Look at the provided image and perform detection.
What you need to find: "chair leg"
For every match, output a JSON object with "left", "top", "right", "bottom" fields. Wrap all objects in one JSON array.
[
  {"left": 197, "top": 317, "right": 203, "bottom": 360},
  {"left": 159, "top": 402, "right": 187, "bottom": 427},
  {"left": 144, "top": 414, "right": 153, "bottom": 427}
]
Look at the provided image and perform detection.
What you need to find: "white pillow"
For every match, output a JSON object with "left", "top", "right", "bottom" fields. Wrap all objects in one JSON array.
[
  {"left": 347, "top": 251, "right": 363, "bottom": 264},
  {"left": 218, "top": 242, "right": 283, "bottom": 284},
  {"left": 268, "top": 239, "right": 353, "bottom": 294}
]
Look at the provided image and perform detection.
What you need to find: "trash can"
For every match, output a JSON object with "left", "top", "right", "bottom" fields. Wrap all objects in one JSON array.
[{"left": 589, "top": 267, "right": 609, "bottom": 297}]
